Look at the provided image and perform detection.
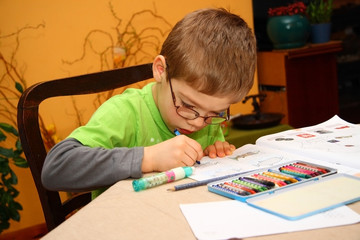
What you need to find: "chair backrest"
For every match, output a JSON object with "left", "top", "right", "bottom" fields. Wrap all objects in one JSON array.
[{"left": 17, "top": 63, "right": 153, "bottom": 231}]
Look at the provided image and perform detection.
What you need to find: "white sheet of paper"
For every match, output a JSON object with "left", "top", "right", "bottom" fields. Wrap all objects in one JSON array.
[{"left": 180, "top": 200, "right": 360, "bottom": 240}]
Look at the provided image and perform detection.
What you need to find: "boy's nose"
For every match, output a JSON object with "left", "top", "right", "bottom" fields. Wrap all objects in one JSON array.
[{"left": 188, "top": 117, "right": 206, "bottom": 128}]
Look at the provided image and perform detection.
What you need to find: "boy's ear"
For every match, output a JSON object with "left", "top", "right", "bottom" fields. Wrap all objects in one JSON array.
[{"left": 152, "top": 55, "right": 167, "bottom": 83}]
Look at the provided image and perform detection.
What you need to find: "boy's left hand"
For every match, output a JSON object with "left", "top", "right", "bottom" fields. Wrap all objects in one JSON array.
[{"left": 203, "top": 140, "right": 236, "bottom": 159}]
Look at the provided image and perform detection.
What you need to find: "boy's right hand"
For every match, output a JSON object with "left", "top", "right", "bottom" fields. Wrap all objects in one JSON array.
[{"left": 142, "top": 135, "right": 203, "bottom": 173}]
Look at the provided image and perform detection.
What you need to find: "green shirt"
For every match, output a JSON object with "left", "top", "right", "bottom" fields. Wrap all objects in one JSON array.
[
  {"left": 69, "top": 82, "right": 225, "bottom": 150},
  {"left": 68, "top": 82, "right": 224, "bottom": 198}
]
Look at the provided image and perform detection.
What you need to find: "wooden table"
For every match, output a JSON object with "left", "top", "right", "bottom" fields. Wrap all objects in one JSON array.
[{"left": 42, "top": 177, "right": 360, "bottom": 240}]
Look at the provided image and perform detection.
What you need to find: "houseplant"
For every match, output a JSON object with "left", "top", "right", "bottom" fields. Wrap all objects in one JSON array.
[
  {"left": 0, "top": 122, "right": 28, "bottom": 233},
  {"left": 307, "top": 0, "right": 334, "bottom": 43},
  {"left": 267, "top": 1, "right": 310, "bottom": 49}
]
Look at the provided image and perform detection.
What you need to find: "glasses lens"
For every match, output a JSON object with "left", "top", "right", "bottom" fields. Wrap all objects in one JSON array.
[
  {"left": 205, "top": 117, "right": 226, "bottom": 125},
  {"left": 176, "top": 107, "right": 198, "bottom": 120},
  {"left": 177, "top": 106, "right": 228, "bottom": 125}
]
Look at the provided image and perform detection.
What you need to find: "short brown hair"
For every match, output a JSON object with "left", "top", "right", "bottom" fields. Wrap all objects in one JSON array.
[{"left": 160, "top": 8, "right": 257, "bottom": 102}]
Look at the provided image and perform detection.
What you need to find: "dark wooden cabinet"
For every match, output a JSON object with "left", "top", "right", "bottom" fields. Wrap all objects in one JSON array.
[{"left": 257, "top": 41, "right": 342, "bottom": 128}]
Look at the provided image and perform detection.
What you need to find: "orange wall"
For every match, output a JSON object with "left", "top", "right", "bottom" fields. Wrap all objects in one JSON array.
[{"left": 0, "top": 0, "right": 256, "bottom": 233}]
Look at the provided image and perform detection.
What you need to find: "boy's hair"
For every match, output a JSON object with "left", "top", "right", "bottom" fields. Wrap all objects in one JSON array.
[{"left": 160, "top": 8, "right": 257, "bottom": 102}]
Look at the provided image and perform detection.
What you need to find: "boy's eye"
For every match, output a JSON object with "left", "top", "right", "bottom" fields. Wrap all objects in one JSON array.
[
  {"left": 181, "top": 100, "right": 195, "bottom": 109},
  {"left": 180, "top": 99, "right": 226, "bottom": 117}
]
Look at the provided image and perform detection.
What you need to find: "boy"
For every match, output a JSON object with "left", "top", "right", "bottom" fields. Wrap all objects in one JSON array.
[{"left": 42, "top": 8, "right": 256, "bottom": 196}]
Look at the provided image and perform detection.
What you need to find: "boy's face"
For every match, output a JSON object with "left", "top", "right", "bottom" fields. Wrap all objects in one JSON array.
[{"left": 153, "top": 77, "right": 233, "bottom": 135}]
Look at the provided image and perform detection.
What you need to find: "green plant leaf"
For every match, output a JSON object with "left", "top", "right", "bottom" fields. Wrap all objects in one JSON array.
[
  {"left": 9, "top": 208, "right": 20, "bottom": 222},
  {"left": 13, "top": 157, "right": 28, "bottom": 168},
  {"left": 13, "top": 149, "right": 22, "bottom": 157},
  {"left": 0, "top": 221, "right": 10, "bottom": 233},
  {"left": 0, "top": 156, "right": 8, "bottom": 163},
  {"left": 0, "top": 131, "right": 6, "bottom": 142},
  {"left": 0, "top": 147, "right": 15, "bottom": 159},
  {"left": 2, "top": 178, "right": 12, "bottom": 191},
  {"left": 1, "top": 191, "right": 12, "bottom": 204},
  {"left": 0, "top": 123, "right": 18, "bottom": 136},
  {"left": 306, "top": 0, "right": 333, "bottom": 24},
  {"left": 0, "top": 162, "right": 10, "bottom": 175},
  {"left": 0, "top": 205, "right": 10, "bottom": 221},
  {"left": 10, "top": 201, "right": 23, "bottom": 211},
  {"left": 7, "top": 186, "right": 19, "bottom": 198},
  {"left": 15, "top": 139, "right": 23, "bottom": 152},
  {"left": 9, "top": 170, "right": 18, "bottom": 185},
  {"left": 12, "top": 189, "right": 19, "bottom": 199},
  {"left": 15, "top": 82, "right": 24, "bottom": 94}
]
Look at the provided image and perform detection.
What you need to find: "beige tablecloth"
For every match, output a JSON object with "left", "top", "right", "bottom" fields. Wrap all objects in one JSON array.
[{"left": 42, "top": 177, "right": 360, "bottom": 240}]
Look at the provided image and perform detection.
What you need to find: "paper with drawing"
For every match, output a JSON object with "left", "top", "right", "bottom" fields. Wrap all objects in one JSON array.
[
  {"left": 256, "top": 115, "right": 360, "bottom": 169},
  {"left": 191, "top": 115, "right": 360, "bottom": 181}
]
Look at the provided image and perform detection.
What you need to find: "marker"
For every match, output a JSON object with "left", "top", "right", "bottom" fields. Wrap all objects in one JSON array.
[
  {"left": 266, "top": 169, "right": 301, "bottom": 182},
  {"left": 279, "top": 167, "right": 312, "bottom": 179},
  {"left": 174, "top": 129, "right": 181, "bottom": 136},
  {"left": 233, "top": 179, "right": 267, "bottom": 192},
  {"left": 285, "top": 164, "right": 319, "bottom": 176},
  {"left": 213, "top": 183, "right": 250, "bottom": 196},
  {"left": 293, "top": 162, "right": 329, "bottom": 174},
  {"left": 262, "top": 172, "right": 292, "bottom": 184},
  {"left": 242, "top": 176, "right": 275, "bottom": 188},
  {"left": 221, "top": 183, "right": 251, "bottom": 196},
  {"left": 253, "top": 173, "right": 287, "bottom": 187},
  {"left": 282, "top": 165, "right": 317, "bottom": 177},
  {"left": 292, "top": 164, "right": 324, "bottom": 176},
  {"left": 132, "top": 166, "right": 194, "bottom": 192},
  {"left": 167, "top": 172, "right": 247, "bottom": 191},
  {"left": 174, "top": 129, "right": 200, "bottom": 164},
  {"left": 226, "top": 181, "right": 257, "bottom": 194}
]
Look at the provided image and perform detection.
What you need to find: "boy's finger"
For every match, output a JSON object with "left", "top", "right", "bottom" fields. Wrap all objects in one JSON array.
[
  {"left": 204, "top": 145, "right": 217, "bottom": 158},
  {"left": 214, "top": 141, "right": 225, "bottom": 157}
]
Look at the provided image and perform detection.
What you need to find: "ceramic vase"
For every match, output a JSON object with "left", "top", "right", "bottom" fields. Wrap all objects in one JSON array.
[{"left": 267, "top": 15, "right": 310, "bottom": 49}]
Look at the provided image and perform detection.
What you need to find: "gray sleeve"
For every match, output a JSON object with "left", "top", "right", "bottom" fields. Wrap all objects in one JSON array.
[{"left": 41, "top": 138, "right": 144, "bottom": 192}]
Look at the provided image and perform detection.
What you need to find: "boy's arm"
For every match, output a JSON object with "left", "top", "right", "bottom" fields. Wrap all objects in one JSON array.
[{"left": 41, "top": 138, "right": 143, "bottom": 192}]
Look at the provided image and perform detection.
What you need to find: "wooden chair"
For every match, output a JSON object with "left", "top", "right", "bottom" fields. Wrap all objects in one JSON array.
[{"left": 17, "top": 63, "right": 153, "bottom": 231}]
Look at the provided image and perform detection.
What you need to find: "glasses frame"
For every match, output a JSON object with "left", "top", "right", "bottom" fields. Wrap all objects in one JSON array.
[{"left": 167, "top": 72, "right": 229, "bottom": 125}]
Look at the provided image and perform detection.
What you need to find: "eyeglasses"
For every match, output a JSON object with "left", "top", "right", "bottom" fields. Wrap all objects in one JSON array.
[{"left": 168, "top": 75, "right": 229, "bottom": 125}]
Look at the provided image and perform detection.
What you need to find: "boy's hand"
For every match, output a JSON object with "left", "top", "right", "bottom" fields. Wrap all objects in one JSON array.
[
  {"left": 142, "top": 135, "right": 204, "bottom": 172},
  {"left": 203, "top": 140, "right": 236, "bottom": 159}
]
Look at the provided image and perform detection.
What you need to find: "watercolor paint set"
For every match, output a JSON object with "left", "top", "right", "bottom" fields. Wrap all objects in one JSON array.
[{"left": 208, "top": 161, "right": 360, "bottom": 220}]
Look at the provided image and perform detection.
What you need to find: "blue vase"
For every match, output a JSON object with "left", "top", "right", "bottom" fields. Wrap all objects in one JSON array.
[
  {"left": 311, "top": 23, "right": 331, "bottom": 44},
  {"left": 267, "top": 15, "right": 310, "bottom": 49}
]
